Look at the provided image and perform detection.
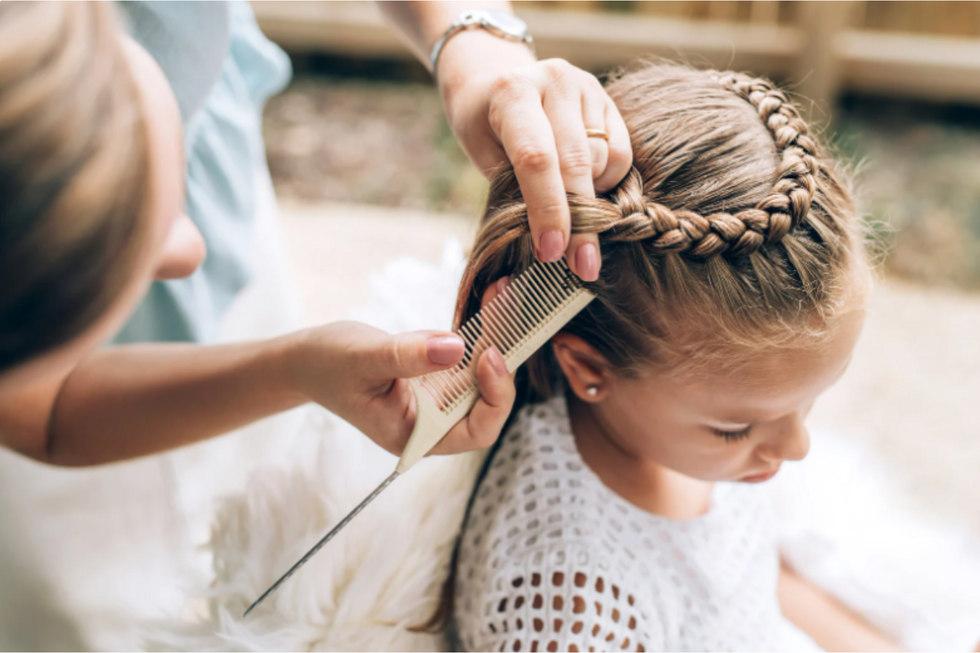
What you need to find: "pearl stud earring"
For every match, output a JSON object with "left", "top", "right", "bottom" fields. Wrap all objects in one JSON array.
[{"left": 586, "top": 386, "right": 599, "bottom": 397}]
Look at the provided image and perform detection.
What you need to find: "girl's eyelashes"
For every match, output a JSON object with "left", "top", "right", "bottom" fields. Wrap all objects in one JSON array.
[{"left": 712, "top": 426, "right": 752, "bottom": 442}]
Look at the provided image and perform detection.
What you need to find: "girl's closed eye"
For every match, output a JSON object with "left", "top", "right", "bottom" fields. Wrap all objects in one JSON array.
[{"left": 712, "top": 426, "right": 752, "bottom": 442}]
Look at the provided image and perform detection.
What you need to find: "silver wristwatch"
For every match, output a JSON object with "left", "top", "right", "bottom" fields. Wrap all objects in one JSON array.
[{"left": 430, "top": 9, "right": 535, "bottom": 81}]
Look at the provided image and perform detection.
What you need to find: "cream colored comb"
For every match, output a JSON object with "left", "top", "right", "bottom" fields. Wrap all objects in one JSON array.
[{"left": 244, "top": 258, "right": 595, "bottom": 616}]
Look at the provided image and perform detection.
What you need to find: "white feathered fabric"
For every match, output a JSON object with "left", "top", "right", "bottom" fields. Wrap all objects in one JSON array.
[
  {"left": 146, "top": 242, "right": 479, "bottom": 651},
  {"left": 147, "top": 414, "right": 484, "bottom": 651},
  {"left": 146, "top": 242, "right": 980, "bottom": 652}
]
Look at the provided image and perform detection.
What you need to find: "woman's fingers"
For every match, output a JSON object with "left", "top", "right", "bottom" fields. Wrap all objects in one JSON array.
[
  {"left": 488, "top": 68, "right": 568, "bottom": 263},
  {"left": 539, "top": 70, "right": 604, "bottom": 282},
  {"left": 594, "top": 97, "right": 633, "bottom": 193},
  {"left": 430, "top": 346, "right": 515, "bottom": 456},
  {"left": 451, "top": 58, "right": 631, "bottom": 276},
  {"left": 569, "top": 81, "right": 611, "bottom": 282},
  {"left": 488, "top": 60, "right": 623, "bottom": 281},
  {"left": 541, "top": 67, "right": 597, "bottom": 202},
  {"left": 568, "top": 232, "right": 601, "bottom": 282},
  {"left": 360, "top": 329, "right": 466, "bottom": 381},
  {"left": 580, "top": 78, "right": 610, "bottom": 183},
  {"left": 588, "top": 138, "right": 609, "bottom": 184}
]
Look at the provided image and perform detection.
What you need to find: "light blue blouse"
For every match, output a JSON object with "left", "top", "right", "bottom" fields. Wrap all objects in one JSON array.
[{"left": 114, "top": 1, "right": 291, "bottom": 344}]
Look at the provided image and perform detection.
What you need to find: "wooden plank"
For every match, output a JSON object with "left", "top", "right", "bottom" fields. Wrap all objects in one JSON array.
[
  {"left": 250, "top": 2, "right": 407, "bottom": 57},
  {"left": 635, "top": 2, "right": 690, "bottom": 19},
  {"left": 705, "top": 1, "right": 740, "bottom": 22},
  {"left": 252, "top": 2, "right": 801, "bottom": 75},
  {"left": 519, "top": 6, "right": 801, "bottom": 73},
  {"left": 252, "top": 1, "right": 980, "bottom": 105},
  {"left": 838, "top": 29, "right": 980, "bottom": 102},
  {"left": 793, "top": 2, "right": 852, "bottom": 117},
  {"left": 749, "top": 1, "right": 781, "bottom": 25}
]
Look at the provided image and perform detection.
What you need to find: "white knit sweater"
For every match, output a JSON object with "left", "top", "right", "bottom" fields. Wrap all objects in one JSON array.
[{"left": 453, "top": 394, "right": 820, "bottom": 652}]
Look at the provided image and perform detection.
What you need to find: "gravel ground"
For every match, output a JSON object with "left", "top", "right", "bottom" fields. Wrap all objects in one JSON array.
[
  {"left": 265, "top": 76, "right": 980, "bottom": 290},
  {"left": 263, "top": 78, "right": 485, "bottom": 215}
]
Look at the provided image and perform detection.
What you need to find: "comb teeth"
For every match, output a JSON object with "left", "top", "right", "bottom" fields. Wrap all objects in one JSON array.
[{"left": 417, "top": 258, "right": 590, "bottom": 413}]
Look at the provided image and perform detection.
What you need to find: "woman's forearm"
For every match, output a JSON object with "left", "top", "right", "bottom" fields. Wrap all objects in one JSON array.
[
  {"left": 0, "top": 321, "right": 501, "bottom": 468},
  {"left": 778, "top": 564, "right": 903, "bottom": 652},
  {"left": 376, "top": 1, "right": 514, "bottom": 68},
  {"left": 42, "top": 338, "right": 302, "bottom": 466}
]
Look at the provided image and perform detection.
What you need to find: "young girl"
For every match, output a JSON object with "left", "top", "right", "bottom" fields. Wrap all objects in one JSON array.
[{"left": 449, "top": 62, "right": 892, "bottom": 651}]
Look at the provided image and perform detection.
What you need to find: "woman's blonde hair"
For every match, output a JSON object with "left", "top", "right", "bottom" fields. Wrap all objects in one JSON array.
[
  {"left": 456, "top": 62, "right": 865, "bottom": 390},
  {"left": 0, "top": 1, "right": 152, "bottom": 371}
]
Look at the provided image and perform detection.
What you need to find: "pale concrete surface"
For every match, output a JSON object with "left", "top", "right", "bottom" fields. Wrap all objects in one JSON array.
[
  {"left": 808, "top": 280, "right": 980, "bottom": 534},
  {"left": 279, "top": 200, "right": 980, "bottom": 536},
  {"left": 279, "top": 200, "right": 476, "bottom": 327}
]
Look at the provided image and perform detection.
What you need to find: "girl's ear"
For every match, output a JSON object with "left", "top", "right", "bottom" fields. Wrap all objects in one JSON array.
[{"left": 551, "top": 333, "right": 612, "bottom": 402}]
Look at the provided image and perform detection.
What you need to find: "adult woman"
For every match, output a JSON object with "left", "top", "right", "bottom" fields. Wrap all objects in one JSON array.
[
  {"left": 0, "top": 2, "right": 513, "bottom": 467},
  {"left": 0, "top": 0, "right": 630, "bottom": 469},
  {"left": 0, "top": 3, "right": 628, "bottom": 647}
]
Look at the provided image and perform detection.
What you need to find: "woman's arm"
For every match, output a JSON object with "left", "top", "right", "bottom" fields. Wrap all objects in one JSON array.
[
  {"left": 0, "top": 322, "right": 513, "bottom": 466},
  {"left": 376, "top": 1, "right": 518, "bottom": 71},
  {"left": 779, "top": 564, "right": 903, "bottom": 652}
]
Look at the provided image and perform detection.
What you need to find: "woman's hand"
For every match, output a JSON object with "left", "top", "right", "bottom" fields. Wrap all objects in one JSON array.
[
  {"left": 436, "top": 33, "right": 633, "bottom": 282},
  {"left": 3, "top": 316, "right": 514, "bottom": 467},
  {"left": 282, "top": 321, "right": 515, "bottom": 458},
  {"left": 376, "top": 3, "right": 632, "bottom": 280}
]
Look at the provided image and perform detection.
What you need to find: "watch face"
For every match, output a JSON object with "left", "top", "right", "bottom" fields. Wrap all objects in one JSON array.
[{"left": 483, "top": 9, "right": 528, "bottom": 37}]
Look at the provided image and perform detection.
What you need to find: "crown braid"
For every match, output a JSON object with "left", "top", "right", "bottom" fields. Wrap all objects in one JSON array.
[
  {"left": 583, "top": 72, "right": 821, "bottom": 259},
  {"left": 456, "top": 60, "right": 862, "bottom": 400},
  {"left": 461, "top": 71, "right": 826, "bottom": 266}
]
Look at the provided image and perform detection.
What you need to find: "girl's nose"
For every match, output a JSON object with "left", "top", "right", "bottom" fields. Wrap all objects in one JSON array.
[{"left": 759, "top": 414, "right": 810, "bottom": 463}]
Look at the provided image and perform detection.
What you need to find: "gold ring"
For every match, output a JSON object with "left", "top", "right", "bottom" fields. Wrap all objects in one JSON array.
[{"left": 585, "top": 129, "right": 609, "bottom": 141}]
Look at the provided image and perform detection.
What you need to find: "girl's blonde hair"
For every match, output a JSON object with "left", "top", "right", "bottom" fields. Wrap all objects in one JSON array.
[
  {"left": 0, "top": 2, "right": 152, "bottom": 371},
  {"left": 456, "top": 62, "right": 864, "bottom": 390},
  {"left": 422, "top": 62, "right": 867, "bottom": 634}
]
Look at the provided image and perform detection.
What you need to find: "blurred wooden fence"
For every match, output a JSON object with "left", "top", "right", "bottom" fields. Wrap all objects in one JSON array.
[{"left": 252, "top": 1, "right": 980, "bottom": 111}]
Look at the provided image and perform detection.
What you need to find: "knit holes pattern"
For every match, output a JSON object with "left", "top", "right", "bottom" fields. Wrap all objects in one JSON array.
[
  {"left": 454, "top": 396, "right": 811, "bottom": 651},
  {"left": 488, "top": 571, "right": 644, "bottom": 653}
]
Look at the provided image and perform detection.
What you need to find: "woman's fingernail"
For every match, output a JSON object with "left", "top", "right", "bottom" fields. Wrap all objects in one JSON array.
[
  {"left": 539, "top": 231, "right": 565, "bottom": 262},
  {"left": 575, "top": 243, "right": 600, "bottom": 281},
  {"left": 427, "top": 335, "right": 465, "bottom": 365},
  {"left": 488, "top": 347, "right": 509, "bottom": 376}
]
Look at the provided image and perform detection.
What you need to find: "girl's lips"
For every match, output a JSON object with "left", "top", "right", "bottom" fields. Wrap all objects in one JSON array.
[{"left": 741, "top": 466, "right": 780, "bottom": 483}]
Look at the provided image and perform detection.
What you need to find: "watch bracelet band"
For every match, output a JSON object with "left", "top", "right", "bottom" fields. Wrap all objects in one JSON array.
[{"left": 430, "top": 10, "right": 535, "bottom": 83}]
